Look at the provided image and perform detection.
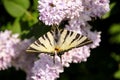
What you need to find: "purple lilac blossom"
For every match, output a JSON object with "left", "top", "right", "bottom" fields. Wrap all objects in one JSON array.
[
  {"left": 31, "top": 54, "right": 63, "bottom": 80},
  {"left": 10, "top": 38, "right": 37, "bottom": 80},
  {"left": 0, "top": 30, "right": 20, "bottom": 70},
  {"left": 38, "top": 0, "right": 83, "bottom": 25},
  {"left": 38, "top": 0, "right": 109, "bottom": 26},
  {"left": 0, "top": 30, "right": 36, "bottom": 80}
]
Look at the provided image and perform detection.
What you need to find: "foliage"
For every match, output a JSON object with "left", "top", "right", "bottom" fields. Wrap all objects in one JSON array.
[{"left": 0, "top": 0, "right": 120, "bottom": 80}]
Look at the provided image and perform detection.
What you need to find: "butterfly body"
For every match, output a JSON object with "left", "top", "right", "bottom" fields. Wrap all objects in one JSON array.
[{"left": 26, "top": 27, "right": 92, "bottom": 56}]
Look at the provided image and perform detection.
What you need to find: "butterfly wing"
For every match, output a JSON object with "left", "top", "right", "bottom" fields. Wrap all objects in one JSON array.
[
  {"left": 26, "top": 27, "right": 92, "bottom": 54},
  {"left": 26, "top": 31, "right": 55, "bottom": 53},
  {"left": 58, "top": 29, "right": 92, "bottom": 52}
]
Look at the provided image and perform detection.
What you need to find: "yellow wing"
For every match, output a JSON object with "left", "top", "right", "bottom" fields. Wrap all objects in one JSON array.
[
  {"left": 26, "top": 31, "right": 55, "bottom": 54},
  {"left": 57, "top": 29, "right": 92, "bottom": 52}
]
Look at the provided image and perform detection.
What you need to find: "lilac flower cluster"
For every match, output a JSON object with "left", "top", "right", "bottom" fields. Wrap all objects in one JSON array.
[
  {"left": 38, "top": 0, "right": 109, "bottom": 26},
  {"left": 0, "top": 30, "right": 20, "bottom": 70},
  {"left": 0, "top": 30, "right": 36, "bottom": 80},
  {"left": 32, "top": 0, "right": 110, "bottom": 80},
  {"left": 32, "top": 54, "right": 63, "bottom": 80}
]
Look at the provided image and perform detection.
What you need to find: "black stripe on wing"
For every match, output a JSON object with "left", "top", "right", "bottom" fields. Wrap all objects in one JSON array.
[
  {"left": 44, "top": 32, "right": 53, "bottom": 46},
  {"left": 70, "top": 31, "right": 73, "bottom": 36},
  {"left": 70, "top": 34, "right": 82, "bottom": 44},
  {"left": 26, "top": 46, "right": 40, "bottom": 52},
  {"left": 63, "top": 30, "right": 70, "bottom": 44},
  {"left": 41, "top": 34, "right": 46, "bottom": 40},
  {"left": 77, "top": 38, "right": 93, "bottom": 47},
  {"left": 36, "top": 39, "right": 47, "bottom": 49}
]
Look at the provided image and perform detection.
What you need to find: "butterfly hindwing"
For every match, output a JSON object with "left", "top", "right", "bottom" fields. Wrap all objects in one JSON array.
[{"left": 26, "top": 31, "right": 55, "bottom": 53}]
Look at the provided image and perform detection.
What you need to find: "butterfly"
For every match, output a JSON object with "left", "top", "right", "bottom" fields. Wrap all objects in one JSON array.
[{"left": 26, "top": 26, "right": 92, "bottom": 61}]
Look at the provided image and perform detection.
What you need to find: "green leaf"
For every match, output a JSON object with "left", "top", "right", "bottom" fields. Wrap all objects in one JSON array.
[
  {"left": 102, "top": 2, "right": 116, "bottom": 19},
  {"left": 110, "top": 34, "right": 120, "bottom": 44},
  {"left": 1, "top": 19, "right": 21, "bottom": 34},
  {"left": 114, "top": 69, "right": 120, "bottom": 79},
  {"left": 33, "top": 0, "right": 38, "bottom": 10},
  {"left": 111, "top": 53, "right": 120, "bottom": 62},
  {"left": 109, "top": 24, "right": 120, "bottom": 44},
  {"left": 3, "top": 0, "right": 30, "bottom": 18},
  {"left": 28, "top": 12, "right": 39, "bottom": 26},
  {"left": 1, "top": 22, "right": 13, "bottom": 31},
  {"left": 11, "top": 0, "right": 30, "bottom": 9},
  {"left": 109, "top": 24, "right": 120, "bottom": 34},
  {"left": 12, "top": 18, "right": 21, "bottom": 33}
]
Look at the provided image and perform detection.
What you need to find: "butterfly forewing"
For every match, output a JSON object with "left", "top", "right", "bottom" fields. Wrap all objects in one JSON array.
[
  {"left": 26, "top": 31, "right": 55, "bottom": 53},
  {"left": 58, "top": 29, "right": 92, "bottom": 52}
]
